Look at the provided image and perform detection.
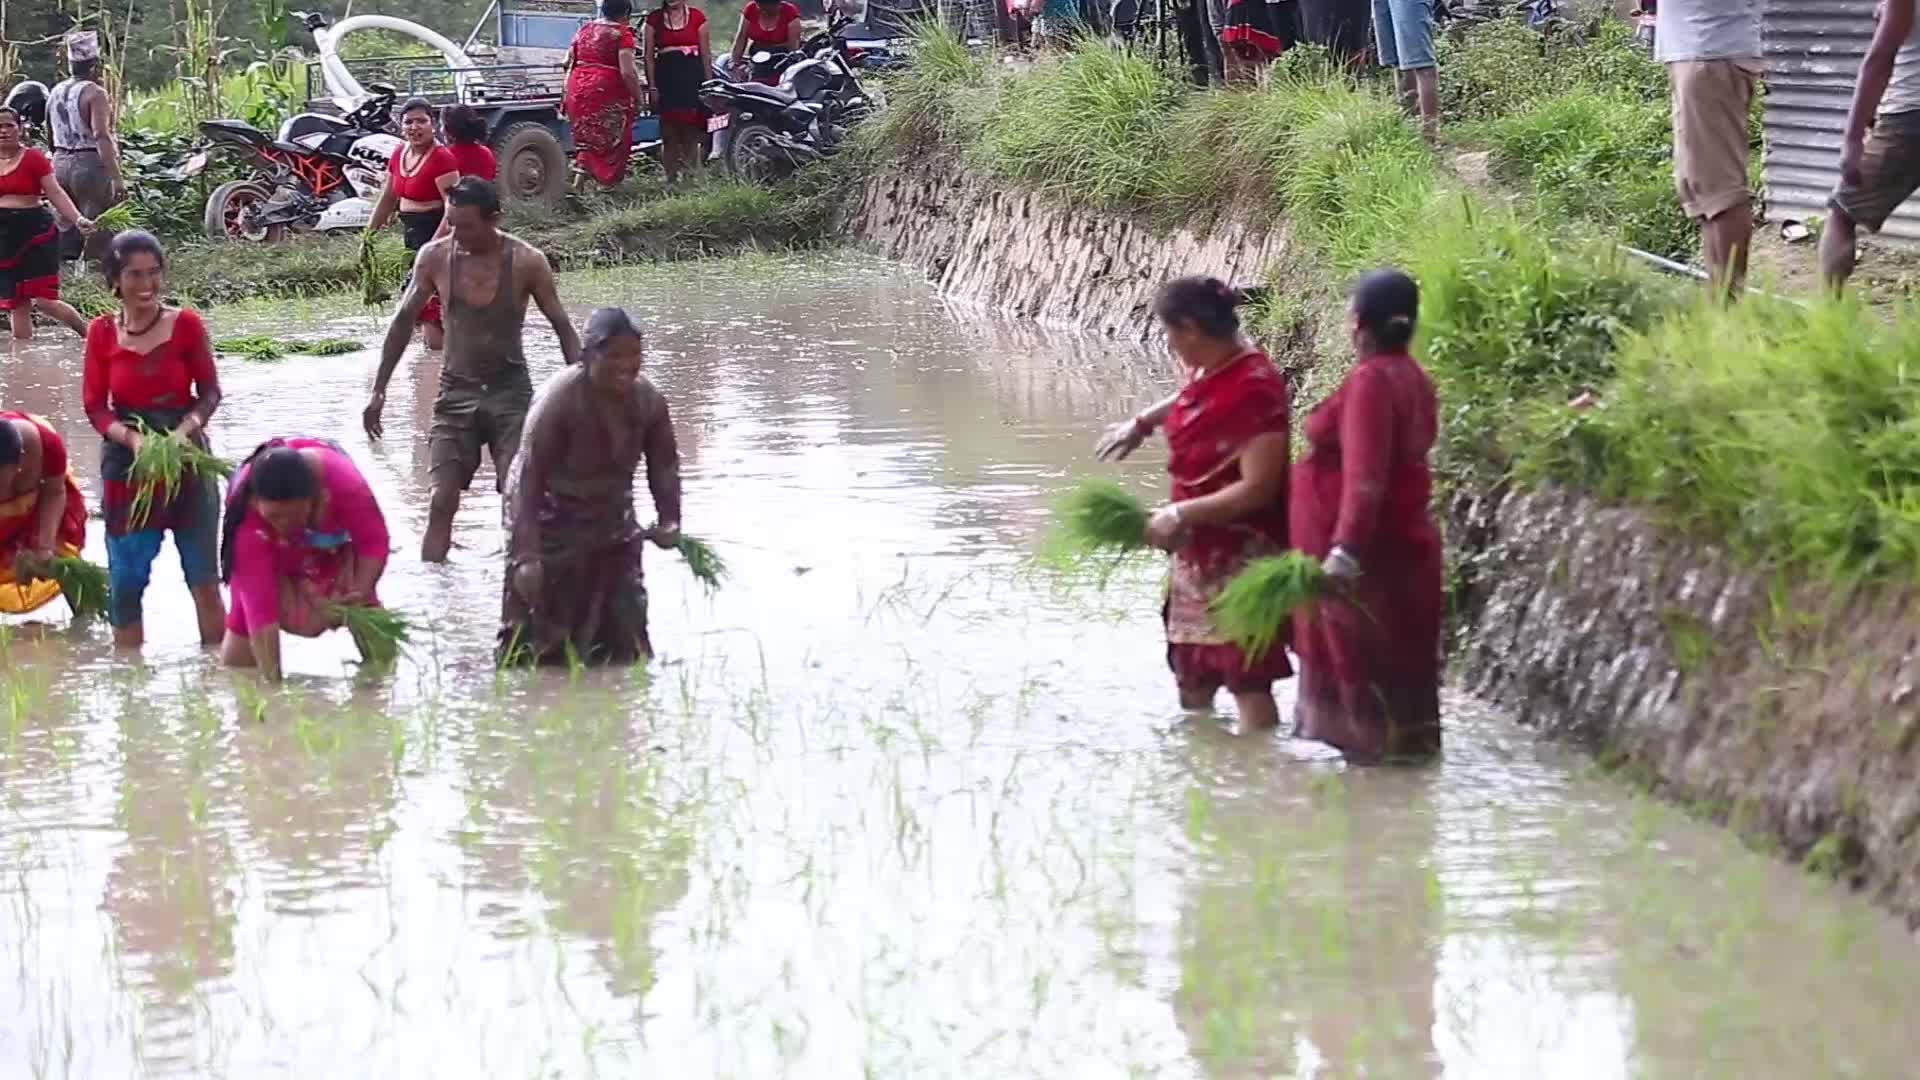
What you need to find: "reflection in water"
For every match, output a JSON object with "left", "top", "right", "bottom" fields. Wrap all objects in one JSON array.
[{"left": 0, "top": 256, "right": 1917, "bottom": 1076}]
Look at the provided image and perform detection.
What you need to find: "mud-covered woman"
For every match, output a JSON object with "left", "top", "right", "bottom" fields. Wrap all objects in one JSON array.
[
  {"left": 365, "top": 98, "right": 460, "bottom": 350},
  {"left": 1098, "top": 277, "right": 1293, "bottom": 729},
  {"left": 1289, "top": 268, "right": 1442, "bottom": 762},
  {"left": 82, "top": 230, "right": 225, "bottom": 648},
  {"left": 219, "top": 440, "right": 391, "bottom": 681},
  {"left": 498, "top": 307, "right": 682, "bottom": 667}
]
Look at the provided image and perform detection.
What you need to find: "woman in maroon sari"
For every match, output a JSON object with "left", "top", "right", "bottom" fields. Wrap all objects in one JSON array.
[
  {"left": 1099, "top": 277, "right": 1293, "bottom": 729},
  {"left": 563, "top": 0, "right": 645, "bottom": 188},
  {"left": 1290, "top": 269, "right": 1442, "bottom": 761}
]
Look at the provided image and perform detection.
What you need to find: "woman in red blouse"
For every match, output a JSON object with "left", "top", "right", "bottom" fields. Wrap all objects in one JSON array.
[
  {"left": 0, "top": 106, "right": 92, "bottom": 340},
  {"left": 729, "top": 0, "right": 803, "bottom": 82},
  {"left": 365, "top": 98, "right": 460, "bottom": 350},
  {"left": 563, "top": 0, "right": 646, "bottom": 187},
  {"left": 1289, "top": 269, "right": 1442, "bottom": 762},
  {"left": 1098, "top": 277, "right": 1293, "bottom": 731},
  {"left": 0, "top": 411, "right": 88, "bottom": 615},
  {"left": 442, "top": 105, "right": 499, "bottom": 183},
  {"left": 82, "top": 231, "right": 226, "bottom": 648},
  {"left": 644, "top": 0, "right": 713, "bottom": 183}
]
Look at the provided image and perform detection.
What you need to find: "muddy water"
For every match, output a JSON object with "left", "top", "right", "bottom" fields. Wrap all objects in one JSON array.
[{"left": 0, "top": 254, "right": 1915, "bottom": 1078}]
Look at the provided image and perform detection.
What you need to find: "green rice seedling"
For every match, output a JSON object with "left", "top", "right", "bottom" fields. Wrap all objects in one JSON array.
[
  {"left": 1208, "top": 552, "right": 1328, "bottom": 658},
  {"left": 40, "top": 555, "right": 109, "bottom": 620},
  {"left": 297, "top": 338, "right": 364, "bottom": 356},
  {"left": 127, "top": 420, "right": 233, "bottom": 530},
  {"left": 1047, "top": 478, "right": 1151, "bottom": 555},
  {"left": 357, "top": 230, "right": 409, "bottom": 307},
  {"left": 91, "top": 202, "right": 145, "bottom": 233},
  {"left": 674, "top": 533, "right": 727, "bottom": 592},
  {"left": 214, "top": 334, "right": 286, "bottom": 361},
  {"left": 325, "top": 601, "right": 413, "bottom": 667}
]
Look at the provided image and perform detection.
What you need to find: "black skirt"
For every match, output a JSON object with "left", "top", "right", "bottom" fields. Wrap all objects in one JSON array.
[
  {"left": 1222, "top": 0, "right": 1299, "bottom": 56},
  {"left": 399, "top": 207, "right": 444, "bottom": 252},
  {"left": 0, "top": 206, "right": 60, "bottom": 309}
]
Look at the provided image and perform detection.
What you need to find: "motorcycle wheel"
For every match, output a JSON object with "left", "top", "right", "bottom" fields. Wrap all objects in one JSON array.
[
  {"left": 204, "top": 179, "right": 286, "bottom": 243},
  {"left": 725, "top": 120, "right": 795, "bottom": 184}
]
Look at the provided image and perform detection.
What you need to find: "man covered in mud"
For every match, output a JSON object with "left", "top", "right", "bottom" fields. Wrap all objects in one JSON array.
[
  {"left": 363, "top": 177, "right": 580, "bottom": 562},
  {"left": 496, "top": 307, "right": 681, "bottom": 666}
]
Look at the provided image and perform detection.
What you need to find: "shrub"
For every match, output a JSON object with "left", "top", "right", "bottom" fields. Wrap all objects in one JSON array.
[
  {"left": 1439, "top": 16, "right": 1664, "bottom": 122},
  {"left": 972, "top": 41, "right": 1182, "bottom": 208},
  {"left": 863, "top": 20, "right": 990, "bottom": 157},
  {"left": 1484, "top": 88, "right": 1693, "bottom": 258},
  {"left": 1517, "top": 296, "right": 1920, "bottom": 578}
]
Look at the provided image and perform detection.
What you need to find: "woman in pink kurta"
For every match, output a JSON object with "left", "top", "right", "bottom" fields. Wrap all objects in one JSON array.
[
  {"left": 1290, "top": 269, "right": 1442, "bottom": 761},
  {"left": 1098, "top": 277, "right": 1293, "bottom": 730},
  {"left": 218, "top": 438, "right": 391, "bottom": 681}
]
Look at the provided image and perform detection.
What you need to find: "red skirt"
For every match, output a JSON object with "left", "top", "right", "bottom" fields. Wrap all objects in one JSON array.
[
  {"left": 0, "top": 207, "right": 60, "bottom": 310},
  {"left": 1222, "top": 0, "right": 1299, "bottom": 57}
]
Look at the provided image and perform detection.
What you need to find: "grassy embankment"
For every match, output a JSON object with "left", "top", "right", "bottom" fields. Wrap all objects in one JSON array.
[{"left": 863, "top": 20, "right": 1920, "bottom": 592}]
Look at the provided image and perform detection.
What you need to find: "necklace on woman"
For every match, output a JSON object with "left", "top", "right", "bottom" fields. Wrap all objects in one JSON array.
[
  {"left": 400, "top": 145, "right": 429, "bottom": 175},
  {"left": 120, "top": 307, "right": 164, "bottom": 337},
  {"left": 665, "top": 5, "right": 688, "bottom": 30},
  {"left": 0, "top": 148, "right": 21, "bottom": 174}
]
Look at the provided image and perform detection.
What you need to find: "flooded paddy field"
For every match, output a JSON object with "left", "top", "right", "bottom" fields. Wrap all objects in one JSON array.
[{"left": 0, "top": 254, "right": 1916, "bottom": 1077}]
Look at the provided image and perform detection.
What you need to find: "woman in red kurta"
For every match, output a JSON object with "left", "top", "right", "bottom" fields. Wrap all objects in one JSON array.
[
  {"left": 1099, "top": 277, "right": 1293, "bottom": 730},
  {"left": 1290, "top": 268, "right": 1442, "bottom": 761},
  {"left": 0, "top": 411, "right": 88, "bottom": 615},
  {"left": 563, "top": 0, "right": 645, "bottom": 187}
]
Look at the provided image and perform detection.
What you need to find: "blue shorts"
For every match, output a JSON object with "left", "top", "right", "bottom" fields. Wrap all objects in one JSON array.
[
  {"left": 1372, "top": 0, "right": 1435, "bottom": 70},
  {"left": 105, "top": 482, "right": 221, "bottom": 628}
]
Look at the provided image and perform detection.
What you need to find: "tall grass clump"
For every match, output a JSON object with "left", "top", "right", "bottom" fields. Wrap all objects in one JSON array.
[
  {"left": 1278, "top": 88, "right": 1435, "bottom": 268},
  {"left": 863, "top": 20, "right": 990, "bottom": 156},
  {"left": 973, "top": 41, "right": 1181, "bottom": 209},
  {"left": 1406, "top": 203, "right": 1672, "bottom": 484},
  {"left": 1484, "top": 88, "right": 1692, "bottom": 258},
  {"left": 1516, "top": 295, "right": 1920, "bottom": 578},
  {"left": 1438, "top": 16, "right": 1664, "bottom": 123}
]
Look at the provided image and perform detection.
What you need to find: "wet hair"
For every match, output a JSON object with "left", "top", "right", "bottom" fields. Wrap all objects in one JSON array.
[
  {"left": 581, "top": 306, "right": 645, "bottom": 365},
  {"left": 399, "top": 96, "right": 436, "bottom": 121},
  {"left": 443, "top": 103, "right": 487, "bottom": 145},
  {"left": 0, "top": 419, "right": 20, "bottom": 466},
  {"left": 1350, "top": 267, "right": 1419, "bottom": 351},
  {"left": 602, "top": 0, "right": 633, "bottom": 17},
  {"left": 102, "top": 229, "right": 166, "bottom": 293},
  {"left": 446, "top": 176, "right": 502, "bottom": 217},
  {"left": 220, "top": 445, "right": 317, "bottom": 582},
  {"left": 1153, "top": 275, "right": 1259, "bottom": 340}
]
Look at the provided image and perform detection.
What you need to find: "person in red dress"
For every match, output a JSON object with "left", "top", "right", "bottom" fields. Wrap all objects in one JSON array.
[
  {"left": 562, "top": 0, "right": 645, "bottom": 188},
  {"left": 1290, "top": 268, "right": 1442, "bottom": 762},
  {"left": 0, "top": 410, "right": 88, "bottom": 615},
  {"left": 728, "top": 0, "right": 803, "bottom": 82},
  {"left": 365, "top": 98, "right": 461, "bottom": 350},
  {"left": 83, "top": 231, "right": 226, "bottom": 649},
  {"left": 644, "top": 0, "right": 714, "bottom": 184},
  {"left": 1098, "top": 277, "right": 1293, "bottom": 730},
  {"left": 442, "top": 105, "right": 499, "bottom": 183},
  {"left": 0, "top": 106, "right": 92, "bottom": 339}
]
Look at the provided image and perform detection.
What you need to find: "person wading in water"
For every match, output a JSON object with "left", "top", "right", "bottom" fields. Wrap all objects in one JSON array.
[
  {"left": 362, "top": 178, "right": 580, "bottom": 563},
  {"left": 497, "top": 307, "right": 681, "bottom": 667},
  {"left": 46, "top": 31, "right": 125, "bottom": 263}
]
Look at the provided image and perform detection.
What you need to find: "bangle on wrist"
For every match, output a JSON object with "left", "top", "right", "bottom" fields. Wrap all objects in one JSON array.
[{"left": 1168, "top": 502, "right": 1184, "bottom": 525}]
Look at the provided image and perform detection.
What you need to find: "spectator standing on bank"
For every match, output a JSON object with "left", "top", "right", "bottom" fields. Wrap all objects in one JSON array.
[
  {"left": 1372, "top": 0, "right": 1438, "bottom": 139},
  {"left": 1656, "top": 0, "right": 1761, "bottom": 295},
  {"left": 1821, "top": 0, "right": 1920, "bottom": 290},
  {"left": 46, "top": 31, "right": 125, "bottom": 263}
]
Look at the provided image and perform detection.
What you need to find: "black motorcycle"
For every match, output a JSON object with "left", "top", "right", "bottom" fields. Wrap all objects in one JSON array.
[{"left": 700, "top": 17, "right": 879, "bottom": 183}]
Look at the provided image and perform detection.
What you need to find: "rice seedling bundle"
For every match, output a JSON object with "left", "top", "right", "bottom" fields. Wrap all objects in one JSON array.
[
  {"left": 1047, "top": 478, "right": 1151, "bottom": 555},
  {"left": 358, "top": 231, "right": 409, "bottom": 307},
  {"left": 91, "top": 202, "right": 145, "bottom": 233},
  {"left": 325, "top": 601, "right": 414, "bottom": 666},
  {"left": 299, "top": 338, "right": 364, "bottom": 356},
  {"left": 43, "top": 555, "right": 109, "bottom": 620},
  {"left": 674, "top": 533, "right": 727, "bottom": 592},
  {"left": 1208, "top": 552, "right": 1329, "bottom": 658},
  {"left": 215, "top": 334, "right": 286, "bottom": 361},
  {"left": 127, "top": 420, "right": 234, "bottom": 530}
]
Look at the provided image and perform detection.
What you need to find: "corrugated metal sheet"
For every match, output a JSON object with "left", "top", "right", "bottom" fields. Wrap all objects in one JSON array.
[{"left": 1761, "top": 0, "right": 1920, "bottom": 241}]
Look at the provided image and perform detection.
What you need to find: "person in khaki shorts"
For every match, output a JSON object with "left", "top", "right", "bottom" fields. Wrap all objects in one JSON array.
[
  {"left": 1822, "top": 0, "right": 1920, "bottom": 290},
  {"left": 1657, "top": 0, "right": 1761, "bottom": 294}
]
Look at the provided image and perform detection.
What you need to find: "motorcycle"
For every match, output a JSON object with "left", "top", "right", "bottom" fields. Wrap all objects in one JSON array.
[
  {"left": 179, "top": 81, "right": 402, "bottom": 241},
  {"left": 701, "top": 16, "right": 880, "bottom": 183}
]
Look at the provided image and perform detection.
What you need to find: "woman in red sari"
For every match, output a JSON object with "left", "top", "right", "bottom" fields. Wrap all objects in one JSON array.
[
  {"left": 563, "top": 0, "right": 645, "bottom": 188},
  {"left": 1290, "top": 269, "right": 1442, "bottom": 762},
  {"left": 1099, "top": 277, "right": 1293, "bottom": 730}
]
